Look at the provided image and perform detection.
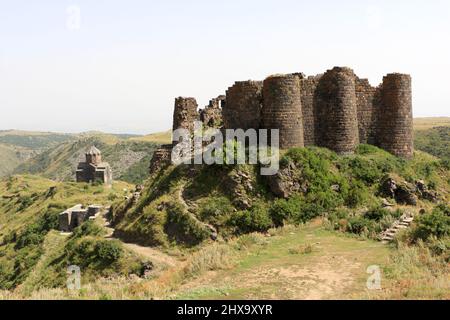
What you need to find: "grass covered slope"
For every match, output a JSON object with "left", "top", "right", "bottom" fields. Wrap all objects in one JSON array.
[
  {"left": 0, "top": 175, "right": 145, "bottom": 292},
  {"left": 414, "top": 126, "right": 450, "bottom": 160},
  {"left": 13, "top": 135, "right": 159, "bottom": 184},
  {"left": 0, "top": 144, "right": 36, "bottom": 177},
  {"left": 111, "top": 145, "right": 449, "bottom": 248}
]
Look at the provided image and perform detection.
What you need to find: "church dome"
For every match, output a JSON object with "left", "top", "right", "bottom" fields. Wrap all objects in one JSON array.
[{"left": 86, "top": 146, "right": 101, "bottom": 156}]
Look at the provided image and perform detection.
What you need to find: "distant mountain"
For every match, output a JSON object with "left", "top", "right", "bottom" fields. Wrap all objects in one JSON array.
[{"left": 0, "top": 130, "right": 75, "bottom": 151}]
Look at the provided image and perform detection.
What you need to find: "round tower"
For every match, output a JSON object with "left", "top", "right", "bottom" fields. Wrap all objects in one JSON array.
[
  {"left": 261, "top": 74, "right": 304, "bottom": 149},
  {"left": 316, "top": 67, "right": 359, "bottom": 154},
  {"left": 377, "top": 73, "right": 413, "bottom": 158},
  {"left": 223, "top": 81, "right": 263, "bottom": 130}
]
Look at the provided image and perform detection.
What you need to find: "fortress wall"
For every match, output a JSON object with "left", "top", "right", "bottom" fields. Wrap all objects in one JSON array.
[
  {"left": 300, "top": 75, "right": 322, "bottom": 146},
  {"left": 149, "top": 144, "right": 173, "bottom": 174},
  {"left": 315, "top": 67, "right": 359, "bottom": 154},
  {"left": 262, "top": 74, "right": 304, "bottom": 149},
  {"left": 224, "top": 81, "right": 263, "bottom": 130},
  {"left": 173, "top": 97, "right": 199, "bottom": 136},
  {"left": 376, "top": 73, "right": 413, "bottom": 158},
  {"left": 355, "top": 78, "right": 377, "bottom": 144},
  {"left": 200, "top": 95, "right": 225, "bottom": 128}
]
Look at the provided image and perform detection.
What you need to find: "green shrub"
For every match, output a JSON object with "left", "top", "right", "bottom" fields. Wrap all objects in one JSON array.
[
  {"left": 230, "top": 202, "right": 272, "bottom": 233},
  {"left": 270, "top": 196, "right": 303, "bottom": 227},
  {"left": 199, "top": 197, "right": 234, "bottom": 225},
  {"left": 412, "top": 205, "right": 450, "bottom": 241},
  {"left": 71, "top": 220, "right": 105, "bottom": 239},
  {"left": 364, "top": 207, "right": 390, "bottom": 221},
  {"left": 95, "top": 241, "right": 123, "bottom": 263},
  {"left": 345, "top": 181, "right": 369, "bottom": 208},
  {"left": 347, "top": 216, "right": 376, "bottom": 235}
]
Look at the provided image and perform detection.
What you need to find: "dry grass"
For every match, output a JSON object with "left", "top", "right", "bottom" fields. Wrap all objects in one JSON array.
[
  {"left": 131, "top": 131, "right": 172, "bottom": 144},
  {"left": 413, "top": 117, "right": 450, "bottom": 131}
]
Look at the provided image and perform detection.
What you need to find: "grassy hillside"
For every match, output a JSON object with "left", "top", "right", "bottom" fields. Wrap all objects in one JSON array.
[
  {"left": 0, "top": 144, "right": 36, "bottom": 177},
  {"left": 414, "top": 126, "right": 450, "bottom": 160},
  {"left": 14, "top": 135, "right": 159, "bottom": 184},
  {"left": 0, "top": 175, "right": 148, "bottom": 292},
  {"left": 0, "top": 144, "right": 448, "bottom": 299},
  {"left": 111, "top": 145, "right": 449, "bottom": 247}
]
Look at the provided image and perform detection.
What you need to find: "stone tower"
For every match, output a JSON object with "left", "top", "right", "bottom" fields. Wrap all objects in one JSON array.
[
  {"left": 172, "top": 97, "right": 199, "bottom": 139},
  {"left": 376, "top": 73, "right": 413, "bottom": 158},
  {"left": 224, "top": 81, "right": 263, "bottom": 130},
  {"left": 315, "top": 67, "right": 359, "bottom": 154},
  {"left": 261, "top": 74, "right": 304, "bottom": 149}
]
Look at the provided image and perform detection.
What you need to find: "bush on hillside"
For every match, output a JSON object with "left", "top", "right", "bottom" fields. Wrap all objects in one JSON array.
[
  {"left": 411, "top": 205, "right": 450, "bottom": 241},
  {"left": 230, "top": 202, "right": 273, "bottom": 233}
]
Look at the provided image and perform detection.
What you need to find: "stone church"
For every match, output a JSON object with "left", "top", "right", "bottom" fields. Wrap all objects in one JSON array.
[{"left": 76, "top": 146, "right": 112, "bottom": 186}]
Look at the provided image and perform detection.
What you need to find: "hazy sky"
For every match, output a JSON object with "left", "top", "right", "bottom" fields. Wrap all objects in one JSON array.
[{"left": 0, "top": 0, "right": 449, "bottom": 134}]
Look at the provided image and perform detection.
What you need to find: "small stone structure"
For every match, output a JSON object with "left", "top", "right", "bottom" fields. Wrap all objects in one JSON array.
[
  {"left": 76, "top": 146, "right": 112, "bottom": 186},
  {"left": 59, "top": 204, "right": 103, "bottom": 232},
  {"left": 149, "top": 66, "right": 414, "bottom": 174}
]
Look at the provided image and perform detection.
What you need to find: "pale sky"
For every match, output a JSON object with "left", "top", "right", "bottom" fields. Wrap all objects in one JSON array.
[{"left": 0, "top": 0, "right": 449, "bottom": 134}]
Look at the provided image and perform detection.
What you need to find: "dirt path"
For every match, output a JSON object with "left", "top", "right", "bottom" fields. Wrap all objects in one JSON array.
[
  {"left": 99, "top": 211, "right": 178, "bottom": 269},
  {"left": 122, "top": 242, "right": 178, "bottom": 268},
  {"left": 173, "top": 225, "right": 390, "bottom": 300}
]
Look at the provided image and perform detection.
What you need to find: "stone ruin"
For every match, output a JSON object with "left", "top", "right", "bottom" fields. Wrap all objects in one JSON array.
[
  {"left": 149, "top": 67, "right": 414, "bottom": 174},
  {"left": 76, "top": 146, "right": 113, "bottom": 186},
  {"left": 59, "top": 204, "right": 103, "bottom": 232}
]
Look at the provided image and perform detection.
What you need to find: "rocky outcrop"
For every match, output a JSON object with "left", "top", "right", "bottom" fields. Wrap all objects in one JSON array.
[
  {"left": 379, "top": 175, "right": 441, "bottom": 206},
  {"left": 266, "top": 161, "right": 308, "bottom": 198}
]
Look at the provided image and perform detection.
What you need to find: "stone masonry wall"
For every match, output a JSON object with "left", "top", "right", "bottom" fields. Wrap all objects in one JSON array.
[
  {"left": 224, "top": 81, "right": 263, "bottom": 130},
  {"left": 300, "top": 75, "right": 322, "bottom": 146},
  {"left": 160, "top": 67, "right": 413, "bottom": 169},
  {"left": 262, "top": 74, "right": 304, "bottom": 149},
  {"left": 149, "top": 144, "right": 173, "bottom": 174},
  {"left": 315, "top": 67, "right": 359, "bottom": 154},
  {"left": 376, "top": 73, "right": 413, "bottom": 158},
  {"left": 173, "top": 97, "right": 199, "bottom": 136},
  {"left": 355, "top": 78, "right": 378, "bottom": 145},
  {"left": 200, "top": 95, "right": 225, "bottom": 128}
]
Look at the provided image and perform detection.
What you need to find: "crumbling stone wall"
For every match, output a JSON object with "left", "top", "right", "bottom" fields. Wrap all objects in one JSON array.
[
  {"left": 149, "top": 144, "right": 173, "bottom": 174},
  {"left": 200, "top": 95, "right": 224, "bottom": 128},
  {"left": 355, "top": 78, "right": 377, "bottom": 144},
  {"left": 173, "top": 97, "right": 199, "bottom": 136},
  {"left": 224, "top": 81, "right": 263, "bottom": 130},
  {"left": 315, "top": 67, "right": 359, "bottom": 154},
  {"left": 376, "top": 73, "right": 413, "bottom": 158},
  {"left": 262, "top": 74, "right": 304, "bottom": 149}
]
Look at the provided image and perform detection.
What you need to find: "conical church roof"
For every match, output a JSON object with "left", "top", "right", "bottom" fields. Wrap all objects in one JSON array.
[{"left": 86, "top": 145, "right": 101, "bottom": 155}]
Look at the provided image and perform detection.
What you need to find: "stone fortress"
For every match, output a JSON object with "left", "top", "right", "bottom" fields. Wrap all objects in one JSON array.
[
  {"left": 150, "top": 67, "right": 413, "bottom": 173},
  {"left": 76, "top": 146, "right": 113, "bottom": 186}
]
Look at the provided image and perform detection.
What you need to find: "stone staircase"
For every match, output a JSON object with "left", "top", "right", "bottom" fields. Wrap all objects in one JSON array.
[{"left": 379, "top": 213, "right": 415, "bottom": 243}]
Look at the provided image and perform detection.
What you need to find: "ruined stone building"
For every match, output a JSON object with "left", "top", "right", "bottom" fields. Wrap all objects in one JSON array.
[
  {"left": 76, "top": 146, "right": 113, "bottom": 186},
  {"left": 149, "top": 67, "right": 414, "bottom": 174},
  {"left": 59, "top": 204, "right": 103, "bottom": 232}
]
